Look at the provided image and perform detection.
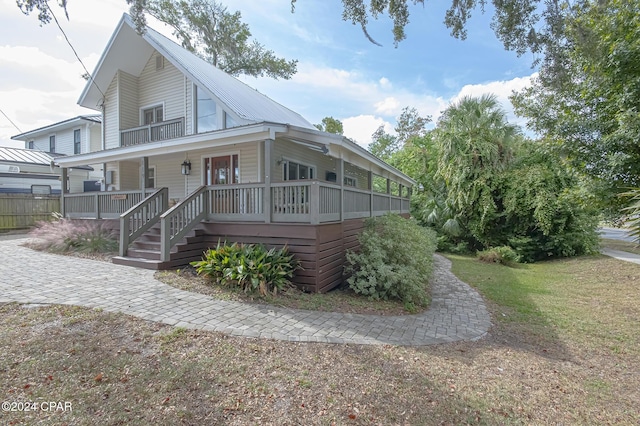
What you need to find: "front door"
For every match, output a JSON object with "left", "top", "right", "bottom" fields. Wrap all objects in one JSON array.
[
  {"left": 204, "top": 155, "right": 238, "bottom": 185},
  {"left": 204, "top": 155, "right": 239, "bottom": 213}
]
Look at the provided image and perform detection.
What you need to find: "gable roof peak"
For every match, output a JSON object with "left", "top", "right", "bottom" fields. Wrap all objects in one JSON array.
[{"left": 79, "top": 13, "right": 315, "bottom": 130}]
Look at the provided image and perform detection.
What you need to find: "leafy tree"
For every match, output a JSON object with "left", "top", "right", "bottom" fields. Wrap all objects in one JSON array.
[
  {"left": 314, "top": 116, "right": 343, "bottom": 134},
  {"left": 512, "top": 0, "right": 640, "bottom": 212},
  {"left": 433, "top": 94, "right": 518, "bottom": 245},
  {"left": 133, "top": 0, "right": 297, "bottom": 79},
  {"left": 18, "top": 0, "right": 297, "bottom": 80},
  {"left": 408, "top": 94, "right": 598, "bottom": 260},
  {"left": 368, "top": 106, "right": 430, "bottom": 162},
  {"left": 22, "top": 0, "right": 577, "bottom": 57}
]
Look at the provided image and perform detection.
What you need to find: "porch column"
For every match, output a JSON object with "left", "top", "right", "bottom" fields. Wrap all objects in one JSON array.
[
  {"left": 387, "top": 177, "right": 391, "bottom": 212},
  {"left": 368, "top": 171, "right": 373, "bottom": 217},
  {"left": 338, "top": 159, "right": 344, "bottom": 222},
  {"left": 61, "top": 167, "right": 68, "bottom": 217},
  {"left": 263, "top": 139, "right": 273, "bottom": 224},
  {"left": 140, "top": 156, "right": 149, "bottom": 198}
]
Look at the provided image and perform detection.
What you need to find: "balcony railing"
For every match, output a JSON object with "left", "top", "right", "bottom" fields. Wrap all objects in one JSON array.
[{"left": 120, "top": 117, "right": 185, "bottom": 146}]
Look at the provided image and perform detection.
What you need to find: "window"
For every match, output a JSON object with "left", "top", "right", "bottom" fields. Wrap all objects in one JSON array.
[
  {"left": 49, "top": 135, "right": 55, "bottom": 153},
  {"left": 283, "top": 160, "right": 315, "bottom": 181},
  {"left": 195, "top": 85, "right": 217, "bottom": 133},
  {"left": 31, "top": 185, "right": 51, "bottom": 195},
  {"left": 28, "top": 141, "right": 34, "bottom": 149},
  {"left": 73, "top": 129, "right": 81, "bottom": 154},
  {"left": 224, "top": 111, "right": 237, "bottom": 129},
  {"left": 204, "top": 155, "right": 238, "bottom": 185},
  {"left": 147, "top": 166, "right": 156, "bottom": 188},
  {"left": 344, "top": 176, "right": 357, "bottom": 187},
  {"left": 143, "top": 105, "right": 163, "bottom": 125}
]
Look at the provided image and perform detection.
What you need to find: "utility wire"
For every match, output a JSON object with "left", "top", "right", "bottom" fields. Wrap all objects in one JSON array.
[
  {"left": 0, "top": 106, "right": 22, "bottom": 133},
  {"left": 46, "top": 2, "right": 106, "bottom": 100}
]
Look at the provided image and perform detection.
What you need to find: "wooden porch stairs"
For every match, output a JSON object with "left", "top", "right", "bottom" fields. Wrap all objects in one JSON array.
[{"left": 112, "top": 223, "right": 209, "bottom": 270}]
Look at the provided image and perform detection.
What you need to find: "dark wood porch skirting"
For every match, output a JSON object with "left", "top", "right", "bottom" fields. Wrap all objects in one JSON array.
[
  {"left": 108, "top": 218, "right": 368, "bottom": 293},
  {"left": 195, "top": 219, "right": 366, "bottom": 293}
]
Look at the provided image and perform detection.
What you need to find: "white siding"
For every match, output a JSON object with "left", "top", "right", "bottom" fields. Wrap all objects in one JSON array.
[
  {"left": 56, "top": 130, "right": 74, "bottom": 154},
  {"left": 104, "top": 76, "right": 119, "bottom": 149},
  {"left": 272, "top": 139, "right": 336, "bottom": 182},
  {"left": 185, "top": 77, "right": 193, "bottom": 135},
  {"left": 138, "top": 52, "right": 185, "bottom": 123},
  {"left": 345, "top": 162, "right": 370, "bottom": 190},
  {"left": 89, "top": 125, "right": 102, "bottom": 152},
  {"left": 115, "top": 141, "right": 264, "bottom": 200},
  {"left": 119, "top": 160, "right": 140, "bottom": 190},
  {"left": 118, "top": 70, "right": 139, "bottom": 130}
]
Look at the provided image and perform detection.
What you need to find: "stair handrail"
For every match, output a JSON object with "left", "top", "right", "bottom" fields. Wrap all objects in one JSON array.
[
  {"left": 159, "top": 185, "right": 209, "bottom": 262},
  {"left": 119, "top": 187, "right": 169, "bottom": 257}
]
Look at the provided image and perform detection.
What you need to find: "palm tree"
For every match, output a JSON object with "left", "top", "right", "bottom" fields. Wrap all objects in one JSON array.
[{"left": 432, "top": 94, "right": 520, "bottom": 247}]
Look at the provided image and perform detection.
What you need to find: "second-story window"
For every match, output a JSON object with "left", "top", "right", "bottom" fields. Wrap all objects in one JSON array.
[
  {"left": 49, "top": 135, "right": 55, "bottom": 153},
  {"left": 143, "top": 106, "right": 163, "bottom": 124},
  {"left": 73, "top": 129, "right": 81, "bottom": 154},
  {"left": 28, "top": 141, "right": 34, "bottom": 149},
  {"left": 195, "top": 85, "right": 217, "bottom": 133}
]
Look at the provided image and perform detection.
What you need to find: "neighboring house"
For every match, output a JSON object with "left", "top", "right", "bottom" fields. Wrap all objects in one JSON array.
[
  {"left": 0, "top": 147, "right": 94, "bottom": 195},
  {"left": 11, "top": 115, "right": 104, "bottom": 189},
  {"left": 54, "top": 14, "right": 415, "bottom": 292}
]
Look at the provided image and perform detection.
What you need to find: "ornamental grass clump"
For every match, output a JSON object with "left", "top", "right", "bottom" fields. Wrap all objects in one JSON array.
[
  {"left": 191, "top": 242, "right": 300, "bottom": 296},
  {"left": 28, "top": 215, "right": 118, "bottom": 254},
  {"left": 345, "top": 214, "right": 437, "bottom": 310}
]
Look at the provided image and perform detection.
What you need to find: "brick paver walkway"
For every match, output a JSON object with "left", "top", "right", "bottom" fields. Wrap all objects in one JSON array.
[{"left": 0, "top": 237, "right": 490, "bottom": 345}]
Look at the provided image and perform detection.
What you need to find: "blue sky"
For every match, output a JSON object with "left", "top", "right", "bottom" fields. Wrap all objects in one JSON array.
[{"left": 0, "top": 0, "right": 536, "bottom": 148}]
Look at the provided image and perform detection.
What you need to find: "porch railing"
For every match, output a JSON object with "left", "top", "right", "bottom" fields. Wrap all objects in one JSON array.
[
  {"left": 63, "top": 189, "right": 156, "bottom": 219},
  {"left": 120, "top": 117, "right": 185, "bottom": 147},
  {"left": 119, "top": 187, "right": 168, "bottom": 257},
  {"left": 160, "top": 186, "right": 209, "bottom": 262},
  {"left": 62, "top": 181, "right": 411, "bottom": 261}
]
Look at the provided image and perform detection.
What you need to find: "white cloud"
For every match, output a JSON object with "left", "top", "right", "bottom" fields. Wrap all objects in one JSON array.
[
  {"left": 449, "top": 74, "right": 537, "bottom": 126},
  {"left": 342, "top": 115, "right": 393, "bottom": 147}
]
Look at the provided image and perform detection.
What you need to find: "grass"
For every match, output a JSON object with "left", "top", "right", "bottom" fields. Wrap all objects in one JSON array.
[{"left": 1, "top": 253, "right": 639, "bottom": 424}]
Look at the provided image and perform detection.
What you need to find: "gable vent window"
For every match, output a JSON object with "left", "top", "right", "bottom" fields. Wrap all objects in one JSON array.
[{"left": 155, "top": 55, "right": 164, "bottom": 70}]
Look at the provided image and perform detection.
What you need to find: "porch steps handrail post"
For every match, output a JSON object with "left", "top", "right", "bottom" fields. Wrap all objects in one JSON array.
[
  {"left": 160, "top": 185, "right": 209, "bottom": 262},
  {"left": 119, "top": 187, "right": 169, "bottom": 257}
]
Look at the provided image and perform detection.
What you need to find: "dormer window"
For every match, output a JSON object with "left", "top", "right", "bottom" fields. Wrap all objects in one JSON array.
[{"left": 195, "top": 85, "right": 217, "bottom": 133}]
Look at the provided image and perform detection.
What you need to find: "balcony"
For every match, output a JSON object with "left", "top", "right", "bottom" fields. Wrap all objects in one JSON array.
[{"left": 120, "top": 117, "right": 185, "bottom": 146}]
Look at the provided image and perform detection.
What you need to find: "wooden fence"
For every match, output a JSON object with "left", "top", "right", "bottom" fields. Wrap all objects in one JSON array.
[{"left": 0, "top": 194, "right": 60, "bottom": 230}]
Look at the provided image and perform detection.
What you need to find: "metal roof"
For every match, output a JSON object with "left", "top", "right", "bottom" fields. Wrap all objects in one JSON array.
[
  {"left": 0, "top": 147, "right": 56, "bottom": 165},
  {"left": 11, "top": 115, "right": 102, "bottom": 141},
  {"left": 78, "top": 14, "right": 314, "bottom": 130},
  {"left": 140, "top": 17, "right": 314, "bottom": 129},
  {"left": 0, "top": 147, "right": 93, "bottom": 171}
]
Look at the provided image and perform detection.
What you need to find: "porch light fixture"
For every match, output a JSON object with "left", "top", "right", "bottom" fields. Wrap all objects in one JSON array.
[{"left": 181, "top": 160, "right": 191, "bottom": 175}]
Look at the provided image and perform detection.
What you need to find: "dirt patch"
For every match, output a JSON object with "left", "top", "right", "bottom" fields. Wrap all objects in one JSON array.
[{"left": 1, "top": 301, "right": 637, "bottom": 425}]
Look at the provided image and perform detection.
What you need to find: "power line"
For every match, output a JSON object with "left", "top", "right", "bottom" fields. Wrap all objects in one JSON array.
[
  {"left": 0, "top": 106, "right": 22, "bottom": 133},
  {"left": 45, "top": 2, "right": 106, "bottom": 101}
]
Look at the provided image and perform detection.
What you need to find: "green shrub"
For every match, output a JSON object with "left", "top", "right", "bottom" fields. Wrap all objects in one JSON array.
[
  {"left": 477, "top": 246, "right": 520, "bottom": 265},
  {"left": 345, "top": 214, "right": 437, "bottom": 308},
  {"left": 28, "top": 217, "right": 118, "bottom": 254},
  {"left": 191, "top": 242, "right": 300, "bottom": 296}
]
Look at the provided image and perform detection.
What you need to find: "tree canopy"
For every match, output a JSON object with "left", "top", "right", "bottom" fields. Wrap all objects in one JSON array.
[
  {"left": 511, "top": 0, "right": 640, "bottom": 212},
  {"left": 18, "top": 0, "right": 297, "bottom": 80},
  {"left": 314, "top": 117, "right": 343, "bottom": 135}
]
